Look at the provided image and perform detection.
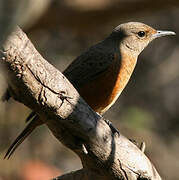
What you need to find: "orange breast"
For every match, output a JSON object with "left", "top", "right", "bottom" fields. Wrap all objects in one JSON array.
[{"left": 79, "top": 53, "right": 137, "bottom": 114}]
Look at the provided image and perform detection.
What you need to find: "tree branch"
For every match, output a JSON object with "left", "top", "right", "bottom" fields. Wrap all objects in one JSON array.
[{"left": 1, "top": 26, "right": 162, "bottom": 180}]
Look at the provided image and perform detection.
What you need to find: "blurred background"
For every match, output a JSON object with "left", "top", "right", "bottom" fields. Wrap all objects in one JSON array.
[{"left": 0, "top": 0, "right": 179, "bottom": 179}]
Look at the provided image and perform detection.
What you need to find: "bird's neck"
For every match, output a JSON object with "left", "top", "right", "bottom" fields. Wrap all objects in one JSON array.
[
  {"left": 118, "top": 45, "right": 138, "bottom": 90},
  {"left": 105, "top": 35, "right": 138, "bottom": 87}
]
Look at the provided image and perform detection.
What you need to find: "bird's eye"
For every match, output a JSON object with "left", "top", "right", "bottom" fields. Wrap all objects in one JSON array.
[{"left": 137, "top": 31, "right": 146, "bottom": 37}]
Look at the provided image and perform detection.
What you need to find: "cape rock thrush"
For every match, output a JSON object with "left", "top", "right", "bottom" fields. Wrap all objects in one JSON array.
[{"left": 4, "top": 22, "right": 176, "bottom": 159}]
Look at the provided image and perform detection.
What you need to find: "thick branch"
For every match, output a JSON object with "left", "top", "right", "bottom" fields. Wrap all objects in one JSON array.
[{"left": 1, "top": 27, "right": 162, "bottom": 180}]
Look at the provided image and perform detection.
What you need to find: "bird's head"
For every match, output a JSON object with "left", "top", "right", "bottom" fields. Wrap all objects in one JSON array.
[{"left": 112, "top": 22, "right": 176, "bottom": 56}]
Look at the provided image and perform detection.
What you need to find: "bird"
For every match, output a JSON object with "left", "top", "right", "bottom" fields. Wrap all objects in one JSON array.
[{"left": 4, "top": 22, "right": 176, "bottom": 159}]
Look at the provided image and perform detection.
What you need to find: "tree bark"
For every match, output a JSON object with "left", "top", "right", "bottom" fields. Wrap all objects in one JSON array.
[{"left": 1, "top": 26, "right": 162, "bottom": 180}]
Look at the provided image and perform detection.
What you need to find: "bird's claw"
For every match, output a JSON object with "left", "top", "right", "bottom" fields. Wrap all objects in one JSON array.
[{"left": 104, "top": 119, "right": 120, "bottom": 135}]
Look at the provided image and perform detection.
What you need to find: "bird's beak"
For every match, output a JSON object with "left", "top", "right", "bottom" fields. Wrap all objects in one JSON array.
[{"left": 152, "top": 30, "right": 176, "bottom": 39}]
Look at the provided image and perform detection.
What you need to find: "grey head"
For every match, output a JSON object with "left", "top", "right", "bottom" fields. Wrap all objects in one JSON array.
[{"left": 111, "top": 22, "right": 176, "bottom": 56}]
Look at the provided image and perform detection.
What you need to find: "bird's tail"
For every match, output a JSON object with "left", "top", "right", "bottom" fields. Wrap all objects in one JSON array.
[{"left": 4, "top": 113, "right": 43, "bottom": 159}]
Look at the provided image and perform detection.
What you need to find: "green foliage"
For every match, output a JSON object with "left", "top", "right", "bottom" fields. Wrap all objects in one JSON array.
[{"left": 122, "top": 107, "right": 154, "bottom": 130}]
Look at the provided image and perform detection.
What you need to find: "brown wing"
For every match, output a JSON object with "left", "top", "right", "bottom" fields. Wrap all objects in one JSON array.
[{"left": 63, "top": 43, "right": 116, "bottom": 91}]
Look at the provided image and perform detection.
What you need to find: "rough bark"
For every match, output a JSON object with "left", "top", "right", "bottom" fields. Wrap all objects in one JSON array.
[{"left": 1, "top": 26, "right": 162, "bottom": 180}]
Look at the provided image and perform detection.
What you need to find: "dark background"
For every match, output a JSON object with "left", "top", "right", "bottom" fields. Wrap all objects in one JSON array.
[{"left": 0, "top": 0, "right": 179, "bottom": 179}]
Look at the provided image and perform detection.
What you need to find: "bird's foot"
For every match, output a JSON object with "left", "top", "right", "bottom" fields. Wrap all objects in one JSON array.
[{"left": 104, "top": 119, "right": 120, "bottom": 135}]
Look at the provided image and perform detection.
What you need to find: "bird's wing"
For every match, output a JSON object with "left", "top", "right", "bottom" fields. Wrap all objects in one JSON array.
[{"left": 63, "top": 46, "right": 116, "bottom": 90}]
